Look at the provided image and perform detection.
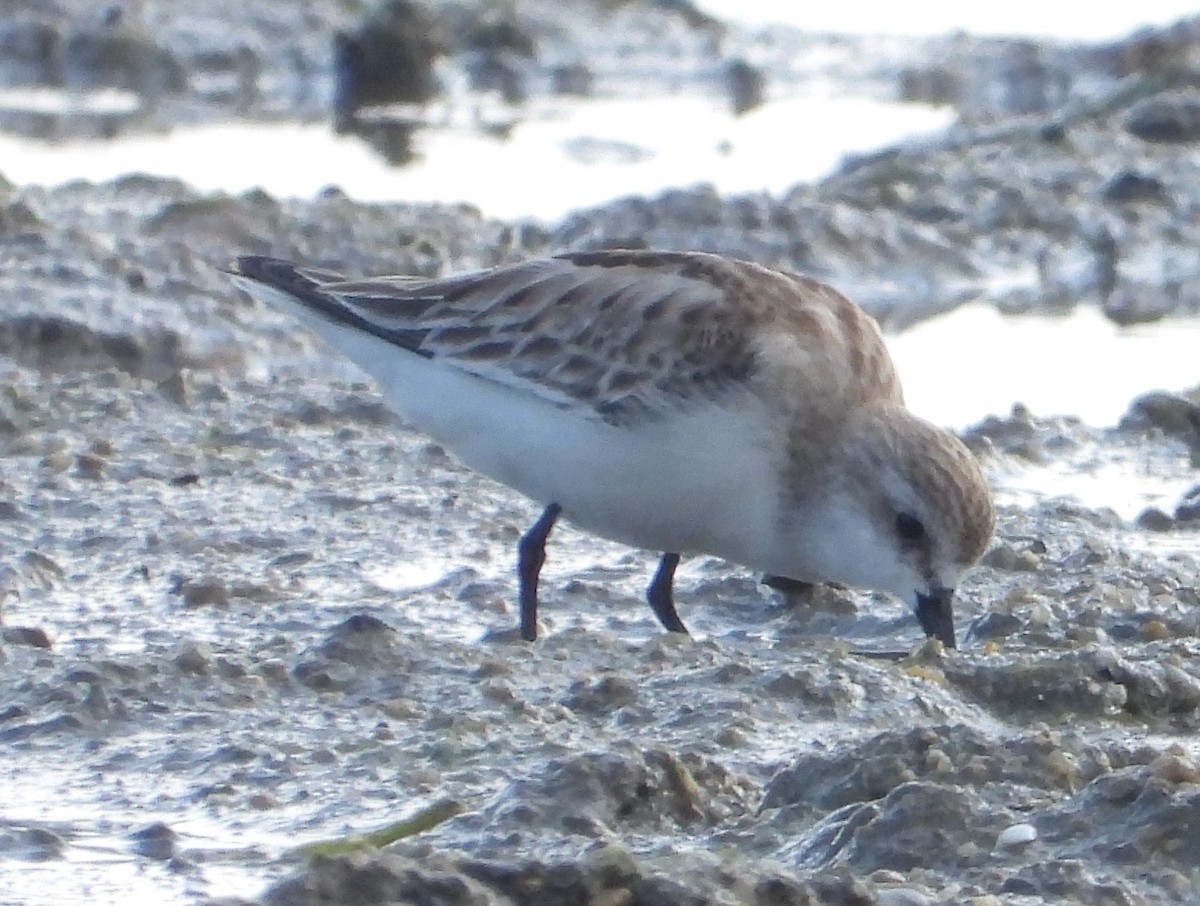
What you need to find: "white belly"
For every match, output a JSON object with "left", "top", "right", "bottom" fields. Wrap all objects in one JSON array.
[{"left": 289, "top": 315, "right": 785, "bottom": 569}]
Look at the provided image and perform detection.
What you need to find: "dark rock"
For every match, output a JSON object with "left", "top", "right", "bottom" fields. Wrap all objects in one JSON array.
[
  {"left": 0, "top": 20, "right": 59, "bottom": 85},
  {"left": 1000, "top": 876, "right": 1042, "bottom": 896},
  {"left": 1175, "top": 485, "right": 1200, "bottom": 523},
  {"left": 631, "top": 875, "right": 710, "bottom": 906},
  {"left": 1102, "top": 285, "right": 1173, "bottom": 326},
  {"left": 130, "top": 822, "right": 177, "bottom": 861},
  {"left": 263, "top": 852, "right": 492, "bottom": 906},
  {"left": 1095, "top": 653, "right": 1200, "bottom": 716},
  {"left": 726, "top": 58, "right": 766, "bottom": 115},
  {"left": 1, "top": 626, "right": 52, "bottom": 649},
  {"left": 1119, "top": 391, "right": 1200, "bottom": 443},
  {"left": 0, "top": 713, "right": 86, "bottom": 741},
  {"left": 961, "top": 405, "right": 1045, "bottom": 460},
  {"left": 0, "top": 315, "right": 187, "bottom": 379},
  {"left": 836, "top": 782, "right": 983, "bottom": 873},
  {"left": 898, "top": 65, "right": 961, "bottom": 106},
  {"left": 60, "top": 25, "right": 186, "bottom": 96},
  {"left": 550, "top": 62, "right": 593, "bottom": 97},
  {"left": 318, "top": 613, "right": 398, "bottom": 662},
  {"left": 1039, "top": 120, "right": 1068, "bottom": 142},
  {"left": 1102, "top": 170, "right": 1170, "bottom": 205},
  {"left": 339, "top": 118, "right": 419, "bottom": 166},
  {"left": 1127, "top": 92, "right": 1200, "bottom": 143},
  {"left": 1135, "top": 507, "right": 1175, "bottom": 532},
  {"left": 0, "top": 199, "right": 45, "bottom": 236},
  {"left": 16, "top": 826, "right": 66, "bottom": 860},
  {"left": 968, "top": 611, "right": 1024, "bottom": 641},
  {"left": 1002, "top": 849, "right": 1147, "bottom": 901},
  {"left": 763, "top": 724, "right": 1111, "bottom": 813},
  {"left": 333, "top": 0, "right": 445, "bottom": 125},
  {"left": 562, "top": 674, "right": 638, "bottom": 713},
  {"left": 174, "top": 577, "right": 230, "bottom": 607},
  {"left": 946, "top": 655, "right": 1129, "bottom": 718}
]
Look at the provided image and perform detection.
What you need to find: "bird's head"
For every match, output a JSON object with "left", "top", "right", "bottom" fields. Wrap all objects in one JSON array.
[{"left": 787, "top": 407, "right": 994, "bottom": 647}]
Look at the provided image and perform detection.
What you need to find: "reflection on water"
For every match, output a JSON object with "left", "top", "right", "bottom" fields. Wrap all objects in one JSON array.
[
  {"left": 695, "top": 0, "right": 1200, "bottom": 39},
  {"left": 0, "top": 92, "right": 954, "bottom": 221},
  {"left": 334, "top": 115, "right": 419, "bottom": 166},
  {"left": 0, "top": 86, "right": 142, "bottom": 140},
  {"left": 891, "top": 304, "right": 1200, "bottom": 429}
]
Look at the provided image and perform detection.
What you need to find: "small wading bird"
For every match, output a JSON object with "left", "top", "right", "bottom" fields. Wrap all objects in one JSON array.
[{"left": 228, "top": 250, "right": 994, "bottom": 646}]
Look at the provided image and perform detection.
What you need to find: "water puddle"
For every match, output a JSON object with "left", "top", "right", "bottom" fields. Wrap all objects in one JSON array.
[
  {"left": 0, "top": 92, "right": 953, "bottom": 221},
  {"left": 695, "top": 0, "right": 1200, "bottom": 39},
  {"left": 891, "top": 304, "right": 1200, "bottom": 430}
]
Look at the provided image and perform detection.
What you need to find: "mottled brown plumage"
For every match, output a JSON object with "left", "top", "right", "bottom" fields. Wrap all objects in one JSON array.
[{"left": 229, "top": 249, "right": 995, "bottom": 646}]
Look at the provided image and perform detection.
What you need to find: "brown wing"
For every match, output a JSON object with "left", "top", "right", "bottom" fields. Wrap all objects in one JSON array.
[{"left": 233, "top": 250, "right": 901, "bottom": 425}]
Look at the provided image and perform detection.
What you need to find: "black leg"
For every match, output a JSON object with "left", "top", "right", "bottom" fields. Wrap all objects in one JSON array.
[
  {"left": 517, "top": 504, "right": 561, "bottom": 641},
  {"left": 646, "top": 552, "right": 689, "bottom": 634}
]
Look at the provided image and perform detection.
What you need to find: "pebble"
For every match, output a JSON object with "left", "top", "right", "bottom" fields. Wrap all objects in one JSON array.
[
  {"left": 877, "top": 888, "right": 931, "bottom": 906},
  {"left": 995, "top": 823, "right": 1038, "bottom": 851},
  {"left": 1150, "top": 754, "right": 1200, "bottom": 785}
]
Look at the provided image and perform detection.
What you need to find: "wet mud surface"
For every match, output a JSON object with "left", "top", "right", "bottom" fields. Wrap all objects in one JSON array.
[{"left": 2, "top": 2, "right": 1200, "bottom": 905}]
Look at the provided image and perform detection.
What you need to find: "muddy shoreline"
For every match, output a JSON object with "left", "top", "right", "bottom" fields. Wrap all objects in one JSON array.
[{"left": 2, "top": 3, "right": 1200, "bottom": 905}]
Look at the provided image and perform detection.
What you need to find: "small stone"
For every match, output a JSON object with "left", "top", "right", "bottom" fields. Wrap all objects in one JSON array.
[
  {"left": 21, "top": 827, "right": 66, "bottom": 858},
  {"left": 1, "top": 626, "right": 52, "bottom": 648},
  {"left": 1175, "top": 487, "right": 1200, "bottom": 522},
  {"left": 82, "top": 682, "right": 112, "bottom": 719},
  {"left": 130, "top": 822, "right": 177, "bottom": 861},
  {"left": 156, "top": 372, "right": 190, "bottom": 406},
  {"left": 715, "top": 726, "right": 747, "bottom": 747},
  {"left": 1127, "top": 93, "right": 1200, "bottom": 143},
  {"left": 174, "top": 640, "right": 212, "bottom": 674},
  {"left": 1143, "top": 620, "right": 1170, "bottom": 642},
  {"left": 725, "top": 58, "right": 766, "bottom": 115},
  {"left": 1150, "top": 753, "right": 1200, "bottom": 785},
  {"left": 923, "top": 747, "right": 953, "bottom": 774},
  {"left": 247, "top": 793, "right": 278, "bottom": 810},
  {"left": 75, "top": 452, "right": 106, "bottom": 480},
  {"left": 479, "top": 679, "right": 516, "bottom": 704},
  {"left": 877, "top": 888, "right": 931, "bottom": 906},
  {"left": 995, "top": 822, "right": 1038, "bottom": 851},
  {"left": 1102, "top": 170, "right": 1169, "bottom": 205},
  {"left": 254, "top": 659, "right": 290, "bottom": 684},
  {"left": 175, "top": 577, "right": 230, "bottom": 607},
  {"left": 1136, "top": 507, "right": 1175, "bottom": 532},
  {"left": 562, "top": 674, "right": 638, "bottom": 713}
]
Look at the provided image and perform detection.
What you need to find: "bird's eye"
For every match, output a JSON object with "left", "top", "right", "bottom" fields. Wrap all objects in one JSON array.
[{"left": 895, "top": 513, "right": 926, "bottom": 543}]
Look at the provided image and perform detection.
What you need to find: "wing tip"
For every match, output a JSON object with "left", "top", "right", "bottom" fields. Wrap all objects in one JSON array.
[{"left": 225, "top": 255, "right": 292, "bottom": 283}]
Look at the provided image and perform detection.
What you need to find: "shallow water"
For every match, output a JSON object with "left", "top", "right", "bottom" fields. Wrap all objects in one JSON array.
[
  {"left": 892, "top": 305, "right": 1200, "bottom": 429},
  {"left": 696, "top": 0, "right": 1200, "bottom": 39},
  {"left": 0, "top": 92, "right": 953, "bottom": 222}
]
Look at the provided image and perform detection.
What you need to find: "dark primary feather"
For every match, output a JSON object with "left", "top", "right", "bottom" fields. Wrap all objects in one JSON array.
[{"left": 232, "top": 256, "right": 436, "bottom": 357}]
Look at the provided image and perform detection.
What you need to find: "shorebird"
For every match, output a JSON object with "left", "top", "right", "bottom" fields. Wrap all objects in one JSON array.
[{"left": 228, "top": 250, "right": 994, "bottom": 646}]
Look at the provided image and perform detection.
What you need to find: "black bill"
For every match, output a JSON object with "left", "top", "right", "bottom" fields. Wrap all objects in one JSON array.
[{"left": 916, "top": 586, "right": 956, "bottom": 648}]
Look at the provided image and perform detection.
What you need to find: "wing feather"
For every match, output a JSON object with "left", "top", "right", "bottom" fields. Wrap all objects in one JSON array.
[{"left": 231, "top": 251, "right": 900, "bottom": 426}]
